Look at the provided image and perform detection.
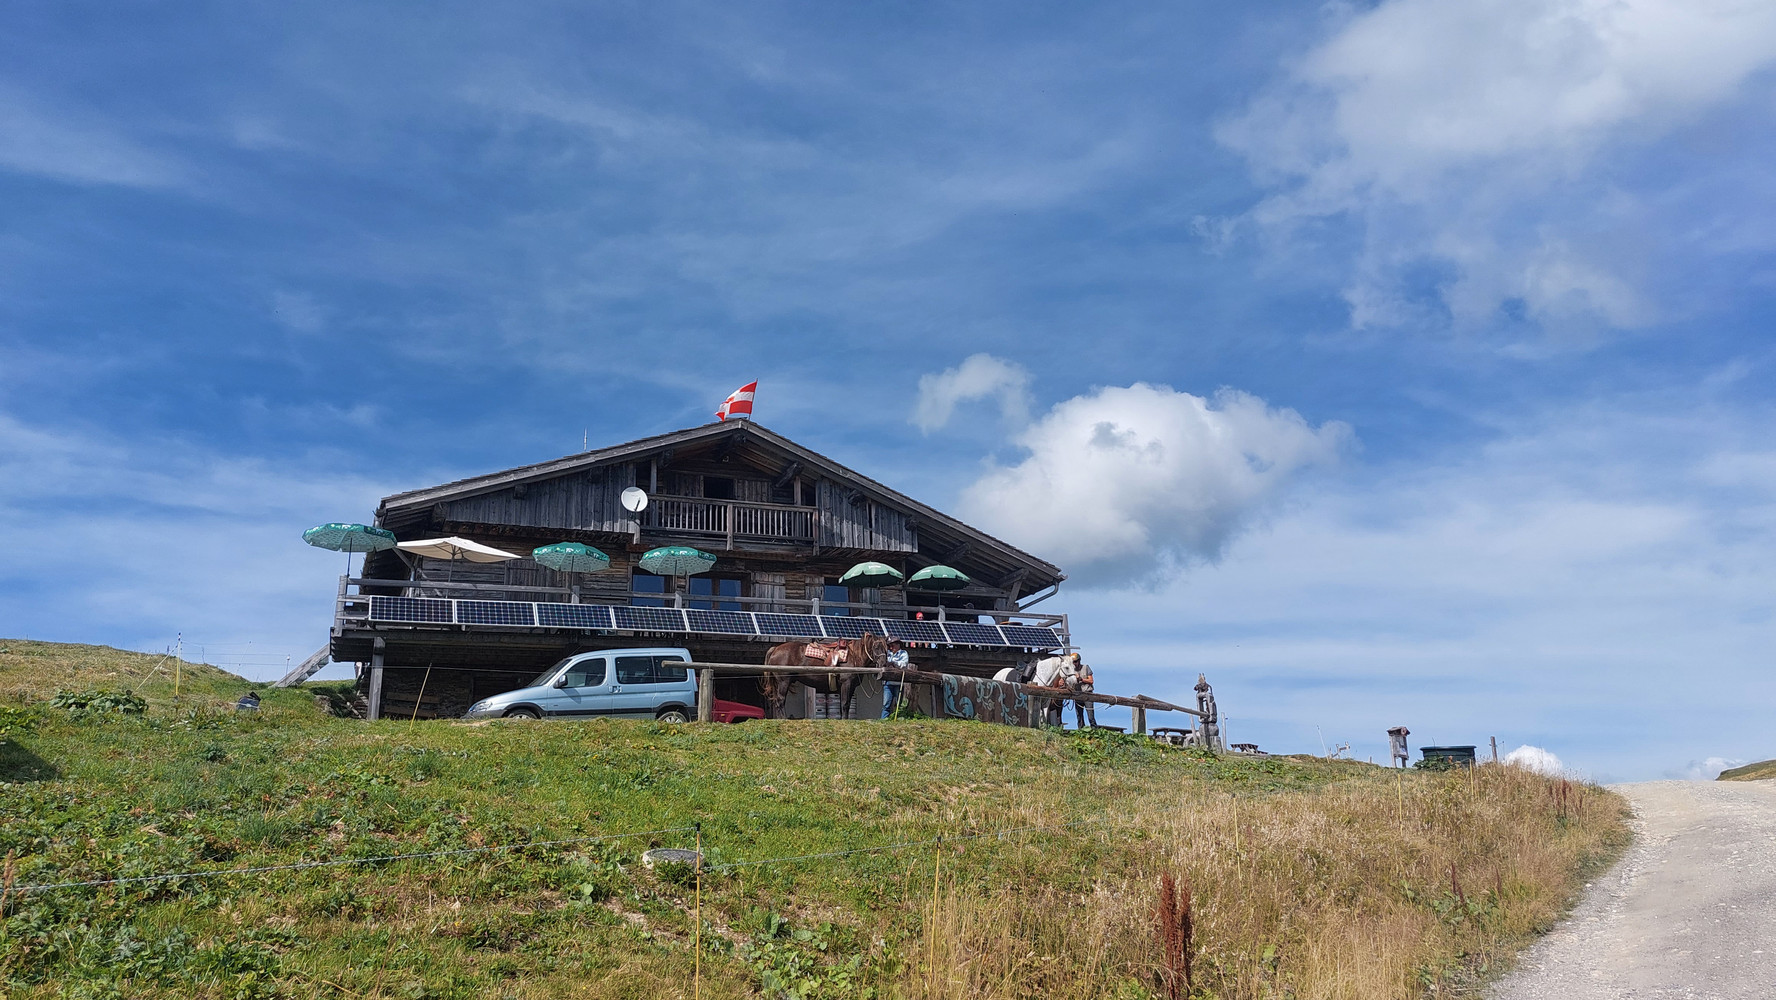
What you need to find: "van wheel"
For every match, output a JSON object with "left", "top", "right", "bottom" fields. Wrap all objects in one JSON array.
[
  {"left": 503, "top": 708, "right": 540, "bottom": 720},
  {"left": 656, "top": 708, "right": 690, "bottom": 724}
]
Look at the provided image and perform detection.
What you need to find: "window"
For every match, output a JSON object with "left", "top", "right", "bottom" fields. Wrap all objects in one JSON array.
[
  {"left": 702, "top": 476, "right": 735, "bottom": 500},
  {"left": 653, "top": 656, "right": 688, "bottom": 682},
  {"left": 689, "top": 575, "right": 743, "bottom": 611},
  {"left": 820, "top": 582, "right": 853, "bottom": 616},
  {"left": 562, "top": 658, "right": 606, "bottom": 688},
  {"left": 616, "top": 654, "right": 688, "bottom": 685},
  {"left": 800, "top": 480, "right": 817, "bottom": 507},
  {"left": 631, "top": 571, "right": 667, "bottom": 607}
]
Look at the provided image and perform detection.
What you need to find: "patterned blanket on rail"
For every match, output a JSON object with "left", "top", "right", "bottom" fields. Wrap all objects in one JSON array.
[{"left": 940, "top": 675, "right": 1043, "bottom": 727}]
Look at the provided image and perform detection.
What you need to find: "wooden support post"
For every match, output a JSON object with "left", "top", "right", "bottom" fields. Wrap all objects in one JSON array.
[
  {"left": 366, "top": 639, "right": 385, "bottom": 721},
  {"left": 697, "top": 669, "right": 714, "bottom": 723},
  {"left": 1132, "top": 705, "right": 1146, "bottom": 736}
]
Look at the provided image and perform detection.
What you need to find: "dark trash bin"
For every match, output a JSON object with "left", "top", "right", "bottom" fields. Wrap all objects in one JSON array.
[{"left": 1420, "top": 745, "right": 1476, "bottom": 769}]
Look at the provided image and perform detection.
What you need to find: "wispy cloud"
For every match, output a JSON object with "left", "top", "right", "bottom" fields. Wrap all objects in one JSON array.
[
  {"left": 1067, "top": 391, "right": 1776, "bottom": 779},
  {"left": 911, "top": 354, "right": 1032, "bottom": 433},
  {"left": 0, "top": 412, "right": 395, "bottom": 677},
  {"left": 1217, "top": 0, "right": 1776, "bottom": 335},
  {"left": 0, "top": 86, "right": 184, "bottom": 189}
]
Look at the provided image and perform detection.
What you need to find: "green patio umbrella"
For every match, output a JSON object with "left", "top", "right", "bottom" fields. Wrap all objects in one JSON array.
[
  {"left": 531, "top": 542, "right": 612, "bottom": 574},
  {"left": 302, "top": 523, "right": 398, "bottom": 576},
  {"left": 907, "top": 564, "right": 970, "bottom": 591},
  {"left": 638, "top": 545, "right": 718, "bottom": 577},
  {"left": 534, "top": 542, "right": 612, "bottom": 604},
  {"left": 839, "top": 561, "right": 905, "bottom": 589}
]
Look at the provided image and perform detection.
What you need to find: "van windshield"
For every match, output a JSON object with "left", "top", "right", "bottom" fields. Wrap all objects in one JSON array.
[{"left": 527, "top": 657, "right": 574, "bottom": 688}]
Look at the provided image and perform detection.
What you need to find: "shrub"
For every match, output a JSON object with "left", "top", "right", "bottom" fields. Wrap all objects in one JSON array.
[{"left": 51, "top": 688, "right": 148, "bottom": 717}]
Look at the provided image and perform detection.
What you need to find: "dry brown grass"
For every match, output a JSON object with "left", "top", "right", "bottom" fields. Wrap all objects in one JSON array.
[{"left": 903, "top": 764, "right": 1626, "bottom": 1000}]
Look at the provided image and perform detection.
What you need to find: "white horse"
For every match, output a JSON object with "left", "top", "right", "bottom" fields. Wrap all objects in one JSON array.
[{"left": 995, "top": 653, "right": 1092, "bottom": 727}]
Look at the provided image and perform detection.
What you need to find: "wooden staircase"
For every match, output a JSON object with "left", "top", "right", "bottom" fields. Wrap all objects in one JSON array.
[{"left": 274, "top": 646, "right": 332, "bottom": 688}]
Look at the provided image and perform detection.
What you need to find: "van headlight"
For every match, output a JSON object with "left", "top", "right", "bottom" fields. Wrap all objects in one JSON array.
[{"left": 467, "top": 700, "right": 489, "bottom": 715}]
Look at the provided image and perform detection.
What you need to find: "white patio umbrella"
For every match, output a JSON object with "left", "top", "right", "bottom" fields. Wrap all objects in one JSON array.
[{"left": 396, "top": 536, "right": 522, "bottom": 581}]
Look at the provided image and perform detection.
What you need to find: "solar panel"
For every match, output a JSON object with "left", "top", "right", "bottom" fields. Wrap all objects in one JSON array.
[
  {"left": 943, "top": 622, "right": 1007, "bottom": 646},
  {"left": 1000, "top": 625, "right": 1064, "bottom": 648},
  {"left": 754, "top": 613, "right": 823, "bottom": 638},
  {"left": 612, "top": 606, "right": 688, "bottom": 632},
  {"left": 882, "top": 619, "right": 947, "bottom": 644},
  {"left": 684, "top": 609, "right": 756, "bottom": 635},
  {"left": 819, "top": 616, "right": 887, "bottom": 639},
  {"left": 368, "top": 596, "right": 453, "bottom": 623},
  {"left": 456, "top": 601, "right": 536, "bottom": 626},
  {"left": 536, "top": 603, "right": 615, "bottom": 630}
]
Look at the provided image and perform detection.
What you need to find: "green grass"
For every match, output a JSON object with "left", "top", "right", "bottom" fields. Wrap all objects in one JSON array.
[
  {"left": 0, "top": 640, "right": 1628, "bottom": 999},
  {"left": 1717, "top": 759, "right": 1776, "bottom": 781}
]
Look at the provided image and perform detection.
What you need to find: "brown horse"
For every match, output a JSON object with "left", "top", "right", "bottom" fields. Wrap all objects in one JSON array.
[{"left": 760, "top": 633, "right": 900, "bottom": 720}]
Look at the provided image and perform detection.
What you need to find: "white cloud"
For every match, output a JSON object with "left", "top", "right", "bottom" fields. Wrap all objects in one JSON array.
[
  {"left": 958, "top": 383, "right": 1348, "bottom": 583},
  {"left": 1219, "top": 0, "right": 1776, "bottom": 332},
  {"left": 1505, "top": 745, "right": 1567, "bottom": 777},
  {"left": 911, "top": 354, "right": 1033, "bottom": 434},
  {"left": 1674, "top": 756, "right": 1745, "bottom": 781}
]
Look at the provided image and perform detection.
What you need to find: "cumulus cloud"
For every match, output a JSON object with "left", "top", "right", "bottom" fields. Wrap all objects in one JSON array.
[
  {"left": 1218, "top": 0, "right": 1776, "bottom": 332},
  {"left": 911, "top": 354, "right": 1032, "bottom": 433},
  {"left": 958, "top": 383, "right": 1348, "bottom": 584},
  {"left": 1504, "top": 745, "right": 1567, "bottom": 777},
  {"left": 1674, "top": 756, "right": 1745, "bottom": 781}
]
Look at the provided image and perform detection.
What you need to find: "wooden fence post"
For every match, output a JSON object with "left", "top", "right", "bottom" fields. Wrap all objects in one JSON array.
[
  {"left": 366, "top": 639, "right": 385, "bottom": 721},
  {"left": 1132, "top": 705, "right": 1146, "bottom": 736},
  {"left": 697, "top": 668, "right": 715, "bottom": 722}
]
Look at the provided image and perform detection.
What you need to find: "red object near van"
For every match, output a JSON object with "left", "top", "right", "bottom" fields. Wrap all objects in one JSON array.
[{"left": 710, "top": 698, "right": 765, "bottom": 723}]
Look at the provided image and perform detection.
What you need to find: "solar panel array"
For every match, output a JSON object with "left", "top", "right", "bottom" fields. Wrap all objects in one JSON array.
[
  {"left": 536, "top": 603, "right": 614, "bottom": 629},
  {"left": 456, "top": 600, "right": 536, "bottom": 627},
  {"left": 369, "top": 596, "right": 452, "bottom": 623},
  {"left": 363, "top": 597, "right": 1064, "bottom": 648}
]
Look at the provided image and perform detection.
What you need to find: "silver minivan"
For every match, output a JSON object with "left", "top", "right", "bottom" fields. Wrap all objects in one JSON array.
[{"left": 461, "top": 646, "right": 697, "bottom": 722}]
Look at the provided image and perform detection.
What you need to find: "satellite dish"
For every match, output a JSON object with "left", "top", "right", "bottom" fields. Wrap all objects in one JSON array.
[{"left": 621, "top": 487, "right": 649, "bottom": 513}]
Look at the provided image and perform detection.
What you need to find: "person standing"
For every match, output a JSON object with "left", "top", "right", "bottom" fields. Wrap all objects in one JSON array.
[{"left": 1072, "top": 661, "right": 1097, "bottom": 729}]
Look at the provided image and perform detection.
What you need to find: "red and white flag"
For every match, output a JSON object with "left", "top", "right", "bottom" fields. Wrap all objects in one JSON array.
[{"left": 715, "top": 380, "right": 757, "bottom": 421}]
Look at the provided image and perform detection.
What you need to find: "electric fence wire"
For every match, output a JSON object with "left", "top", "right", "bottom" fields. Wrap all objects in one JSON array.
[
  {"left": 11, "top": 802, "right": 1152, "bottom": 896},
  {"left": 8, "top": 825, "right": 698, "bottom": 895},
  {"left": 706, "top": 813, "right": 1108, "bottom": 873}
]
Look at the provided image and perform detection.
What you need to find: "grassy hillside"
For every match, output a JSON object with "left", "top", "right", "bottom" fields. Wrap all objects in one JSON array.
[
  {"left": 1, "top": 640, "right": 1628, "bottom": 999},
  {"left": 1717, "top": 759, "right": 1776, "bottom": 781}
]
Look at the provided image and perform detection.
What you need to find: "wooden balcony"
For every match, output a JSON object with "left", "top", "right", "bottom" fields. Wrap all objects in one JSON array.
[{"left": 648, "top": 496, "right": 815, "bottom": 547}]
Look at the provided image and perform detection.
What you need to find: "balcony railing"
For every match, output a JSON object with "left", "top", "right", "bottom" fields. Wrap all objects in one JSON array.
[
  {"left": 649, "top": 496, "right": 815, "bottom": 546},
  {"left": 334, "top": 575, "right": 1070, "bottom": 651}
]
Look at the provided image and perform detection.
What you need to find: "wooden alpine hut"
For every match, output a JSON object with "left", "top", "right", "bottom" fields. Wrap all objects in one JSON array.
[{"left": 311, "top": 420, "right": 1070, "bottom": 718}]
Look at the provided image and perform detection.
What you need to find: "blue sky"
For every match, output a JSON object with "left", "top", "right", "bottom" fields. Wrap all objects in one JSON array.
[{"left": 3, "top": 1, "right": 1772, "bottom": 780}]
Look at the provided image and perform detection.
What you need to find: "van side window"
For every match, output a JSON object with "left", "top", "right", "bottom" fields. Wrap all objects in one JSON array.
[
  {"left": 615, "top": 656, "right": 653, "bottom": 685},
  {"left": 653, "top": 656, "right": 688, "bottom": 682},
  {"left": 615, "top": 655, "right": 688, "bottom": 684},
  {"left": 563, "top": 659, "right": 606, "bottom": 687}
]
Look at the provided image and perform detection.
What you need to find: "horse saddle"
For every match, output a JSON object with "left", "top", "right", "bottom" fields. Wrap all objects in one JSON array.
[{"left": 805, "top": 641, "right": 849, "bottom": 667}]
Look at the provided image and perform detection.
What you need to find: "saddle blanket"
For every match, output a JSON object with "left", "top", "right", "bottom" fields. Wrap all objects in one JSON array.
[{"left": 805, "top": 641, "right": 849, "bottom": 667}]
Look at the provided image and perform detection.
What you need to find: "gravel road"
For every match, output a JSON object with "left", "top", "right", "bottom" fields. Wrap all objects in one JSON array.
[{"left": 1490, "top": 779, "right": 1776, "bottom": 1000}]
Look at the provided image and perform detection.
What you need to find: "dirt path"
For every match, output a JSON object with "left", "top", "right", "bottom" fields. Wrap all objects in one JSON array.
[{"left": 1491, "top": 780, "right": 1776, "bottom": 999}]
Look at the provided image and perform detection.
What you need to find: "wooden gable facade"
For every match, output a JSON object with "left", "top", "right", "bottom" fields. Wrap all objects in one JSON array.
[{"left": 366, "top": 421, "right": 1063, "bottom": 616}]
